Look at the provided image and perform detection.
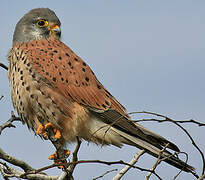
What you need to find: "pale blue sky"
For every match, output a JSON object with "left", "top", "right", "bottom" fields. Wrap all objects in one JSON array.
[{"left": 0, "top": 1, "right": 205, "bottom": 179}]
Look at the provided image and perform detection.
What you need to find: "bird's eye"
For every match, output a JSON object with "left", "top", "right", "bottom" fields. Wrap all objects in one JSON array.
[{"left": 36, "top": 19, "right": 49, "bottom": 27}]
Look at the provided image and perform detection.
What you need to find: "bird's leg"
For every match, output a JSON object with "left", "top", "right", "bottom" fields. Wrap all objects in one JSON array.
[
  {"left": 48, "top": 141, "right": 70, "bottom": 169},
  {"left": 36, "top": 122, "right": 70, "bottom": 168}
]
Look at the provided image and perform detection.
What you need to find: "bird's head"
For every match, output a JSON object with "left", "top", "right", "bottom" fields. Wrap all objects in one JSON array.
[{"left": 13, "top": 8, "right": 61, "bottom": 45}]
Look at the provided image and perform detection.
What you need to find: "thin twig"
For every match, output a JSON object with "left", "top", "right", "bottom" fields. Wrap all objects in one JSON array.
[
  {"left": 145, "top": 143, "right": 171, "bottom": 180},
  {"left": 0, "top": 148, "right": 35, "bottom": 172},
  {"left": 24, "top": 159, "right": 162, "bottom": 180},
  {"left": 112, "top": 150, "right": 145, "bottom": 180},
  {"left": 129, "top": 111, "right": 205, "bottom": 175},
  {"left": 129, "top": 111, "right": 205, "bottom": 127},
  {"left": 0, "top": 95, "right": 3, "bottom": 101},
  {"left": 57, "top": 171, "right": 69, "bottom": 180},
  {"left": 172, "top": 152, "right": 189, "bottom": 180},
  {"left": 0, "top": 107, "right": 202, "bottom": 179},
  {"left": 93, "top": 169, "right": 118, "bottom": 180},
  {"left": 0, "top": 63, "right": 8, "bottom": 71},
  {"left": 67, "top": 137, "right": 82, "bottom": 174},
  {"left": 0, "top": 111, "right": 21, "bottom": 135},
  {"left": 0, "top": 162, "right": 9, "bottom": 180},
  {"left": 0, "top": 161, "right": 58, "bottom": 180},
  {"left": 58, "top": 137, "right": 82, "bottom": 180},
  {"left": 198, "top": 174, "right": 205, "bottom": 180},
  {"left": 134, "top": 118, "right": 205, "bottom": 127}
]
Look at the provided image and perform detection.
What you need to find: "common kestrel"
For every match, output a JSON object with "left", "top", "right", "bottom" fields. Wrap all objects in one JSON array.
[{"left": 8, "top": 8, "right": 194, "bottom": 172}]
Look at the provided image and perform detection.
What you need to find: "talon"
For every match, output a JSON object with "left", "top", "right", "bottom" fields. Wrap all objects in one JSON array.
[
  {"left": 65, "top": 150, "right": 70, "bottom": 157},
  {"left": 48, "top": 150, "right": 70, "bottom": 160},
  {"left": 45, "top": 122, "right": 53, "bottom": 129},
  {"left": 54, "top": 129, "right": 61, "bottom": 139},
  {"left": 36, "top": 124, "right": 44, "bottom": 135},
  {"left": 37, "top": 122, "right": 62, "bottom": 140},
  {"left": 54, "top": 160, "right": 64, "bottom": 169},
  {"left": 48, "top": 152, "right": 57, "bottom": 160},
  {"left": 43, "top": 132, "right": 48, "bottom": 139},
  {"left": 45, "top": 122, "right": 62, "bottom": 139}
]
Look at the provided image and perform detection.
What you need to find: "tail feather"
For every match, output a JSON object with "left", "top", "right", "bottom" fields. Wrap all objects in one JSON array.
[
  {"left": 91, "top": 109, "right": 195, "bottom": 173},
  {"left": 111, "top": 126, "right": 195, "bottom": 172}
]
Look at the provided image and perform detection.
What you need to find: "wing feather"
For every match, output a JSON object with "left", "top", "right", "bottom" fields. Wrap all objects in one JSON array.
[{"left": 24, "top": 39, "right": 126, "bottom": 116}]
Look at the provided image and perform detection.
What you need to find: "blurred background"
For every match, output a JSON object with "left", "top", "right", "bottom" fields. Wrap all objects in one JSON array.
[{"left": 0, "top": 1, "right": 204, "bottom": 179}]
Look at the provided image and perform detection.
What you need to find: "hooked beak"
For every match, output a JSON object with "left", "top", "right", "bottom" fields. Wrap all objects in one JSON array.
[{"left": 49, "top": 24, "right": 61, "bottom": 39}]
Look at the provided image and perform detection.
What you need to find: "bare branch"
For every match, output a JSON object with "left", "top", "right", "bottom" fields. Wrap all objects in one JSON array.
[
  {"left": 0, "top": 111, "right": 70, "bottom": 179},
  {"left": 57, "top": 137, "right": 82, "bottom": 180},
  {"left": 0, "top": 161, "right": 58, "bottom": 180},
  {"left": 0, "top": 63, "right": 8, "bottom": 71},
  {"left": 129, "top": 111, "right": 205, "bottom": 127},
  {"left": 0, "top": 148, "right": 35, "bottom": 172},
  {"left": 112, "top": 150, "right": 145, "bottom": 180},
  {"left": 26, "top": 158, "right": 162, "bottom": 180},
  {"left": 145, "top": 143, "right": 173, "bottom": 180},
  {"left": 0, "top": 96, "right": 3, "bottom": 101},
  {"left": 198, "top": 174, "right": 205, "bottom": 180},
  {"left": 0, "top": 106, "right": 202, "bottom": 179},
  {"left": 93, "top": 169, "right": 118, "bottom": 180},
  {"left": 0, "top": 161, "right": 9, "bottom": 180},
  {"left": 57, "top": 171, "right": 69, "bottom": 180},
  {"left": 134, "top": 118, "right": 205, "bottom": 127},
  {"left": 47, "top": 129, "right": 68, "bottom": 163},
  {"left": 0, "top": 111, "right": 21, "bottom": 135},
  {"left": 66, "top": 137, "right": 82, "bottom": 179},
  {"left": 130, "top": 111, "right": 205, "bottom": 175},
  {"left": 172, "top": 152, "right": 189, "bottom": 180}
]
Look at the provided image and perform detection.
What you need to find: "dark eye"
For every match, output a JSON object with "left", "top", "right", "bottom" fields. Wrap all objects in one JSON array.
[{"left": 36, "top": 19, "right": 48, "bottom": 27}]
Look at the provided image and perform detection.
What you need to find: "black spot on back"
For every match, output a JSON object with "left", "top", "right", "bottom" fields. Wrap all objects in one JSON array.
[
  {"left": 102, "top": 104, "right": 106, "bottom": 108},
  {"left": 97, "top": 84, "right": 101, "bottom": 89},
  {"left": 105, "top": 100, "right": 110, "bottom": 106},
  {"left": 52, "top": 77, "right": 56, "bottom": 82},
  {"left": 85, "top": 77, "right": 89, "bottom": 82},
  {"left": 65, "top": 53, "right": 70, "bottom": 57},
  {"left": 26, "top": 86, "right": 30, "bottom": 91}
]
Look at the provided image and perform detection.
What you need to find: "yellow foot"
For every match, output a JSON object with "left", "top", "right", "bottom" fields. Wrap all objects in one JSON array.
[
  {"left": 54, "top": 160, "right": 64, "bottom": 169},
  {"left": 36, "top": 123, "right": 61, "bottom": 139},
  {"left": 48, "top": 150, "right": 70, "bottom": 168},
  {"left": 36, "top": 124, "right": 44, "bottom": 135},
  {"left": 48, "top": 150, "right": 70, "bottom": 160},
  {"left": 45, "top": 122, "right": 62, "bottom": 139},
  {"left": 48, "top": 151, "right": 57, "bottom": 160}
]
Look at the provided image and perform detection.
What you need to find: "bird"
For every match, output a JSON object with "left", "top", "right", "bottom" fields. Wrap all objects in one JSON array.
[{"left": 8, "top": 8, "right": 194, "bottom": 173}]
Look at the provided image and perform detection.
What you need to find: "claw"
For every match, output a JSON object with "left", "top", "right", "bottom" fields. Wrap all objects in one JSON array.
[
  {"left": 48, "top": 150, "right": 70, "bottom": 168},
  {"left": 48, "top": 150, "right": 70, "bottom": 160},
  {"left": 54, "top": 160, "right": 64, "bottom": 169},
  {"left": 36, "top": 122, "right": 61, "bottom": 140},
  {"left": 45, "top": 122, "right": 62, "bottom": 139},
  {"left": 54, "top": 129, "right": 61, "bottom": 139},
  {"left": 64, "top": 150, "right": 70, "bottom": 157},
  {"left": 44, "top": 122, "right": 53, "bottom": 129},
  {"left": 43, "top": 132, "right": 48, "bottom": 139},
  {"left": 48, "top": 152, "right": 57, "bottom": 160},
  {"left": 36, "top": 124, "right": 44, "bottom": 135}
]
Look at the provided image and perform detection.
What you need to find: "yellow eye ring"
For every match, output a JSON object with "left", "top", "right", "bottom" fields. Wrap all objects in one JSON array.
[{"left": 36, "top": 19, "right": 49, "bottom": 27}]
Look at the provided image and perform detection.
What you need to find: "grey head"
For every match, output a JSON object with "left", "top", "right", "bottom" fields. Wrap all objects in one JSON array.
[{"left": 13, "top": 8, "right": 61, "bottom": 45}]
